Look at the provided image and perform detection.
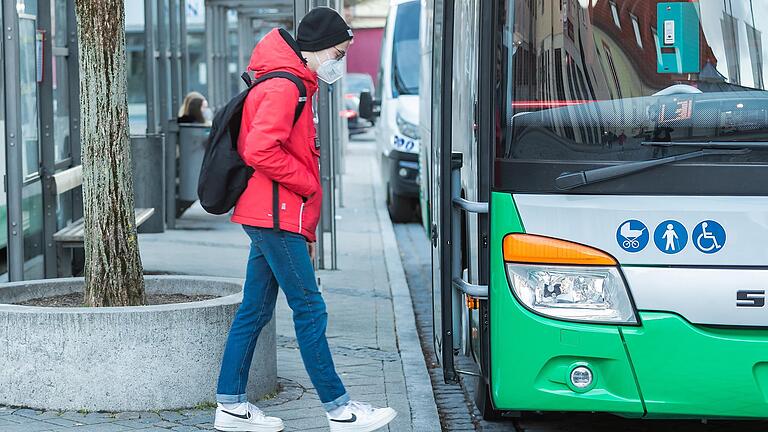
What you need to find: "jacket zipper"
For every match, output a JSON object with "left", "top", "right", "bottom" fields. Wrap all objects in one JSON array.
[{"left": 298, "top": 202, "right": 305, "bottom": 233}]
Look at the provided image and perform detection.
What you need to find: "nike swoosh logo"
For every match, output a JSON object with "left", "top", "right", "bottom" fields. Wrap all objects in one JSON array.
[
  {"left": 222, "top": 409, "right": 251, "bottom": 420},
  {"left": 330, "top": 413, "right": 357, "bottom": 423}
]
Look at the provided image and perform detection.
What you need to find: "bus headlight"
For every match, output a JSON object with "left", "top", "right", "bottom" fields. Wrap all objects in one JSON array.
[
  {"left": 396, "top": 113, "right": 421, "bottom": 140},
  {"left": 506, "top": 264, "right": 636, "bottom": 324},
  {"left": 503, "top": 234, "right": 637, "bottom": 325}
]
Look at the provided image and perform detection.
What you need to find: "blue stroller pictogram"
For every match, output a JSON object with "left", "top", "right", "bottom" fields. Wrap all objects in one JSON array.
[{"left": 616, "top": 220, "right": 649, "bottom": 253}]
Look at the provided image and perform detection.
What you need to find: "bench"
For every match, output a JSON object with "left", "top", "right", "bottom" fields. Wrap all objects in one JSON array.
[
  {"left": 51, "top": 166, "right": 155, "bottom": 276},
  {"left": 53, "top": 208, "right": 156, "bottom": 247}
]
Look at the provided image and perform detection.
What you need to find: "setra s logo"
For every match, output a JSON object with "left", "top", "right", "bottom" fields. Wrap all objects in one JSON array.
[{"left": 736, "top": 290, "right": 766, "bottom": 308}]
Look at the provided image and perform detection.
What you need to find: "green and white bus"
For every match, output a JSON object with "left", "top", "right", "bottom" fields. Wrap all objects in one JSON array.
[{"left": 419, "top": 0, "right": 768, "bottom": 420}]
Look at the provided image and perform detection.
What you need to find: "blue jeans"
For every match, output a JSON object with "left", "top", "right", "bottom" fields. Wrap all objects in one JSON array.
[{"left": 216, "top": 226, "right": 349, "bottom": 412}]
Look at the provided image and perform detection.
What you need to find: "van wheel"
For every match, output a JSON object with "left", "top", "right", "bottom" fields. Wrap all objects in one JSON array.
[
  {"left": 475, "top": 378, "right": 503, "bottom": 421},
  {"left": 386, "top": 184, "right": 414, "bottom": 223}
]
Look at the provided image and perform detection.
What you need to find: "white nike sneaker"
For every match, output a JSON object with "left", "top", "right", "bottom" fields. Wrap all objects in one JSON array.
[
  {"left": 327, "top": 401, "right": 397, "bottom": 432},
  {"left": 214, "top": 402, "right": 284, "bottom": 432}
]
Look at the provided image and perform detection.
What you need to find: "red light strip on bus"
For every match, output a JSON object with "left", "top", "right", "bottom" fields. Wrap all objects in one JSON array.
[{"left": 511, "top": 100, "right": 598, "bottom": 108}]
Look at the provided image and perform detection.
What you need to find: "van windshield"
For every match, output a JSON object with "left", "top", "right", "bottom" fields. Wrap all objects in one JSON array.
[
  {"left": 392, "top": 1, "right": 420, "bottom": 96},
  {"left": 494, "top": 0, "right": 768, "bottom": 195}
]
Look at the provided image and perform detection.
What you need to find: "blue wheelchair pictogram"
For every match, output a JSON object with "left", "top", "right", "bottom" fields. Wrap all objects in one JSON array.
[
  {"left": 653, "top": 220, "right": 688, "bottom": 254},
  {"left": 616, "top": 220, "right": 649, "bottom": 253},
  {"left": 692, "top": 220, "right": 726, "bottom": 254}
]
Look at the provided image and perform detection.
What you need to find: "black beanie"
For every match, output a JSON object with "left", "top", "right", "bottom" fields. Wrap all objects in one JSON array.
[{"left": 297, "top": 7, "right": 353, "bottom": 52}]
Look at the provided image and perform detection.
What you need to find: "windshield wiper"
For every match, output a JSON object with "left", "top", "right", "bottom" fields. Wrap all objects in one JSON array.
[
  {"left": 555, "top": 148, "right": 750, "bottom": 190},
  {"left": 642, "top": 141, "right": 768, "bottom": 149}
]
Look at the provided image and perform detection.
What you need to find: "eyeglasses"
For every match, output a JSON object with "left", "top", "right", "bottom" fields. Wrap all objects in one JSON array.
[{"left": 333, "top": 46, "right": 347, "bottom": 61}]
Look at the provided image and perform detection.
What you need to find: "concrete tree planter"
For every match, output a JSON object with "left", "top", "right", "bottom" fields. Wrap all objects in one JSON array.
[{"left": 0, "top": 276, "right": 276, "bottom": 412}]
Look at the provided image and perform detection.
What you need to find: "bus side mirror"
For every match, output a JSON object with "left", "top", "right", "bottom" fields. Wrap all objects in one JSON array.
[{"left": 359, "top": 91, "right": 380, "bottom": 122}]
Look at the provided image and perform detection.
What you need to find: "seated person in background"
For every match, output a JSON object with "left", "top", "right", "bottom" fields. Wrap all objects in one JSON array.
[{"left": 178, "top": 92, "right": 212, "bottom": 125}]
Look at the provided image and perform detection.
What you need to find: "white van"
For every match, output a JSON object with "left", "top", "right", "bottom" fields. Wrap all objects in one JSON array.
[{"left": 360, "top": 0, "right": 421, "bottom": 222}]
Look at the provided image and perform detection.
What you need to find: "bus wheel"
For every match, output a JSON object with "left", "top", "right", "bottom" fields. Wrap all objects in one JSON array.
[
  {"left": 475, "top": 378, "right": 503, "bottom": 421},
  {"left": 387, "top": 184, "right": 414, "bottom": 223}
]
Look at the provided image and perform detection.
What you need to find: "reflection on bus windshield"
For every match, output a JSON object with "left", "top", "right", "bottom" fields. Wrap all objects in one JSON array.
[{"left": 498, "top": 0, "right": 768, "bottom": 164}]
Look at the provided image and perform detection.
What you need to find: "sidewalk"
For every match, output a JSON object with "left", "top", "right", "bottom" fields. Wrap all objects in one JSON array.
[{"left": 0, "top": 139, "right": 439, "bottom": 431}]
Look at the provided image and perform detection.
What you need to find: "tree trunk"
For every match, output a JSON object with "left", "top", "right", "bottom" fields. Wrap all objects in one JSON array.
[{"left": 75, "top": 0, "right": 145, "bottom": 306}]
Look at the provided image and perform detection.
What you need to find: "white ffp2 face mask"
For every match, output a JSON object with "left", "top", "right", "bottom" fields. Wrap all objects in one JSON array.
[{"left": 314, "top": 52, "right": 345, "bottom": 84}]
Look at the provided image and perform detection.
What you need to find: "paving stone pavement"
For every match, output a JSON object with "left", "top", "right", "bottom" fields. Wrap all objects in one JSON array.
[
  {"left": 393, "top": 222, "right": 768, "bottom": 432},
  {"left": 0, "top": 140, "right": 437, "bottom": 430}
]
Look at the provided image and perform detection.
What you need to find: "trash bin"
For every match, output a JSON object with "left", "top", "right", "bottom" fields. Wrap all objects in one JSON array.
[
  {"left": 178, "top": 124, "right": 210, "bottom": 207},
  {"left": 131, "top": 135, "right": 165, "bottom": 233}
]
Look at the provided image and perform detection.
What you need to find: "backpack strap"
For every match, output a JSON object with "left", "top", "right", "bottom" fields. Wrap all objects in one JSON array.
[
  {"left": 250, "top": 71, "right": 307, "bottom": 125},
  {"left": 247, "top": 71, "right": 309, "bottom": 233}
]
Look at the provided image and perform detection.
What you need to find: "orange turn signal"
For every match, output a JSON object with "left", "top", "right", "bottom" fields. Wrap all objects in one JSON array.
[{"left": 502, "top": 234, "right": 617, "bottom": 266}]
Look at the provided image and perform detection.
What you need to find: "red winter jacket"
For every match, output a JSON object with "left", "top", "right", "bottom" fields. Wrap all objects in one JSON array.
[{"left": 231, "top": 29, "right": 321, "bottom": 242}]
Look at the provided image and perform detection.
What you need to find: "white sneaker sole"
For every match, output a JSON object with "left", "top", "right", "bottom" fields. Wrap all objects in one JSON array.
[
  {"left": 329, "top": 409, "right": 398, "bottom": 432},
  {"left": 214, "top": 423, "right": 284, "bottom": 432}
]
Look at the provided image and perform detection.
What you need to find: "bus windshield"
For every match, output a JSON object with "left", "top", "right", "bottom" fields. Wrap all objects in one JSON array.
[
  {"left": 392, "top": 1, "right": 420, "bottom": 96},
  {"left": 495, "top": 0, "right": 768, "bottom": 195}
]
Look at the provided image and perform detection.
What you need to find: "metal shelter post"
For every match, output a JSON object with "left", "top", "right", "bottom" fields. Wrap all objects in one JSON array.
[
  {"left": 137, "top": 0, "right": 166, "bottom": 233},
  {"left": 310, "top": 0, "right": 342, "bottom": 270},
  {"left": 316, "top": 79, "right": 332, "bottom": 270},
  {"left": 180, "top": 0, "right": 190, "bottom": 95},
  {"left": 294, "top": 0, "right": 310, "bottom": 36},
  {"left": 217, "top": 7, "right": 227, "bottom": 109},
  {"left": 169, "top": 0, "right": 182, "bottom": 115},
  {"left": 157, "top": 0, "right": 171, "bottom": 126},
  {"left": 205, "top": 2, "right": 215, "bottom": 108},
  {"left": 3, "top": 1, "right": 25, "bottom": 280},
  {"left": 67, "top": 0, "right": 83, "bottom": 224},
  {"left": 38, "top": 0, "right": 59, "bottom": 278},
  {"left": 166, "top": 0, "right": 182, "bottom": 230},
  {"left": 335, "top": 0, "right": 346, "bottom": 210},
  {"left": 145, "top": 0, "right": 159, "bottom": 135}
]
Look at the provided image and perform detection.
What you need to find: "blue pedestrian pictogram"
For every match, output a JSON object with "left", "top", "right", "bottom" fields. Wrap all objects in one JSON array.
[
  {"left": 653, "top": 220, "right": 688, "bottom": 254},
  {"left": 692, "top": 220, "right": 726, "bottom": 254},
  {"left": 616, "top": 220, "right": 649, "bottom": 253}
]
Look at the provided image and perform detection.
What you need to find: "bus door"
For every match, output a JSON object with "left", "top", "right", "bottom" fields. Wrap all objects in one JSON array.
[
  {"left": 427, "top": 0, "right": 457, "bottom": 382},
  {"left": 429, "top": 0, "right": 492, "bottom": 383}
]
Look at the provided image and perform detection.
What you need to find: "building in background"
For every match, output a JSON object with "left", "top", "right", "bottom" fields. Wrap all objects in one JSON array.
[{"left": 345, "top": 0, "right": 387, "bottom": 86}]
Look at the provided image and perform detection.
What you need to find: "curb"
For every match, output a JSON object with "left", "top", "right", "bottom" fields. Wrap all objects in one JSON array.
[{"left": 370, "top": 159, "right": 442, "bottom": 431}]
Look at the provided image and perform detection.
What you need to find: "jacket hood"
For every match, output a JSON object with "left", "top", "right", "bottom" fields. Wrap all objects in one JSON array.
[{"left": 248, "top": 29, "right": 318, "bottom": 94}]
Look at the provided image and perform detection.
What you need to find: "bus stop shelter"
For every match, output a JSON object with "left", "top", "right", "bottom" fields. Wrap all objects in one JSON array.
[{"left": 0, "top": 0, "right": 347, "bottom": 281}]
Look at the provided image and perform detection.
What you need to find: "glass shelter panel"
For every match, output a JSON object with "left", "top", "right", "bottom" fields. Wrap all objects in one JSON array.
[
  {"left": 17, "top": 0, "right": 38, "bottom": 16},
  {"left": 186, "top": 2, "right": 207, "bottom": 97},
  {"left": 53, "top": 0, "right": 67, "bottom": 47},
  {"left": 19, "top": 18, "right": 40, "bottom": 179},
  {"left": 126, "top": 1, "right": 147, "bottom": 134},
  {"left": 22, "top": 181, "right": 43, "bottom": 279},
  {"left": 52, "top": 0, "right": 70, "bottom": 162},
  {"left": 53, "top": 57, "right": 70, "bottom": 162}
]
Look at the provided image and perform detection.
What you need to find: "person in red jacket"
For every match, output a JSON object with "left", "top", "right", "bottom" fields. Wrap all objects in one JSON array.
[{"left": 214, "top": 8, "right": 397, "bottom": 432}]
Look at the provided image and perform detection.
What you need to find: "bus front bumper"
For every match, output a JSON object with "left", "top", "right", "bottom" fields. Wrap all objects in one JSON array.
[
  {"left": 622, "top": 312, "right": 768, "bottom": 419},
  {"left": 491, "top": 287, "right": 768, "bottom": 419}
]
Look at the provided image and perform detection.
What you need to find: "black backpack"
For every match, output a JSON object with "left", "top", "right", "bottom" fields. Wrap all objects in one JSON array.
[{"left": 197, "top": 71, "right": 307, "bottom": 228}]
